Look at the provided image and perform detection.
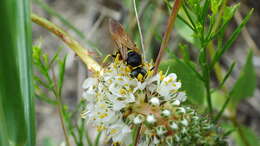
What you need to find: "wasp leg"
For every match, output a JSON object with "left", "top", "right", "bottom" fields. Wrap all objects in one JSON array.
[{"left": 102, "top": 54, "right": 112, "bottom": 65}]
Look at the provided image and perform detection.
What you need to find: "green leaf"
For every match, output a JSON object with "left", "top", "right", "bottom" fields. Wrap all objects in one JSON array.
[
  {"left": 200, "top": 0, "right": 210, "bottom": 25},
  {"left": 0, "top": 0, "right": 35, "bottom": 145},
  {"left": 214, "top": 94, "right": 232, "bottom": 123},
  {"left": 211, "top": 9, "right": 253, "bottom": 69},
  {"left": 175, "top": 17, "right": 199, "bottom": 47},
  {"left": 233, "top": 126, "right": 260, "bottom": 146},
  {"left": 35, "top": 94, "right": 57, "bottom": 105},
  {"left": 230, "top": 50, "right": 256, "bottom": 106},
  {"left": 159, "top": 59, "right": 205, "bottom": 104},
  {"left": 58, "top": 55, "right": 67, "bottom": 97},
  {"left": 223, "top": 3, "right": 240, "bottom": 23},
  {"left": 211, "top": 90, "right": 226, "bottom": 111},
  {"left": 223, "top": 122, "right": 260, "bottom": 146},
  {"left": 179, "top": 44, "right": 190, "bottom": 62},
  {"left": 210, "top": 0, "right": 223, "bottom": 15}
]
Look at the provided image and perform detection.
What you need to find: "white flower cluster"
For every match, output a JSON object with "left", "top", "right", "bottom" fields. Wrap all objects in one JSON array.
[{"left": 81, "top": 60, "right": 225, "bottom": 145}]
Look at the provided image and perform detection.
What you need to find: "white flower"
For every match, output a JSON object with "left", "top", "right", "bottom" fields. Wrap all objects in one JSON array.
[
  {"left": 176, "top": 92, "right": 187, "bottom": 102},
  {"left": 169, "top": 121, "right": 178, "bottom": 130},
  {"left": 82, "top": 78, "right": 98, "bottom": 99},
  {"left": 153, "top": 136, "right": 160, "bottom": 144},
  {"left": 146, "top": 114, "right": 156, "bottom": 124},
  {"left": 181, "top": 128, "right": 187, "bottom": 134},
  {"left": 164, "top": 73, "right": 177, "bottom": 82},
  {"left": 157, "top": 73, "right": 182, "bottom": 99},
  {"left": 145, "top": 74, "right": 160, "bottom": 93},
  {"left": 156, "top": 126, "right": 167, "bottom": 136},
  {"left": 172, "top": 99, "right": 180, "bottom": 106},
  {"left": 181, "top": 119, "right": 189, "bottom": 127},
  {"left": 177, "top": 107, "right": 186, "bottom": 114},
  {"left": 192, "top": 116, "right": 199, "bottom": 120},
  {"left": 161, "top": 109, "right": 171, "bottom": 117},
  {"left": 175, "top": 135, "right": 180, "bottom": 142},
  {"left": 149, "top": 97, "right": 160, "bottom": 106},
  {"left": 109, "top": 120, "right": 132, "bottom": 144},
  {"left": 82, "top": 77, "right": 98, "bottom": 89},
  {"left": 133, "top": 115, "right": 144, "bottom": 124}
]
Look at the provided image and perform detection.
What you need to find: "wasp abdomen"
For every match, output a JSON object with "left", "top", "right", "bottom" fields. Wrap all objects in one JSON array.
[
  {"left": 130, "top": 67, "right": 147, "bottom": 79},
  {"left": 126, "top": 51, "right": 142, "bottom": 67}
]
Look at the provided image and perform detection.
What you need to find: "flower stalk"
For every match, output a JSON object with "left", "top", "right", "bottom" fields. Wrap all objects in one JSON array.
[{"left": 31, "top": 13, "right": 101, "bottom": 72}]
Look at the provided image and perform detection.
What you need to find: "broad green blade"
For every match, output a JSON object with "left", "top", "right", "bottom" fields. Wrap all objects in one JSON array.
[{"left": 0, "top": 0, "right": 35, "bottom": 145}]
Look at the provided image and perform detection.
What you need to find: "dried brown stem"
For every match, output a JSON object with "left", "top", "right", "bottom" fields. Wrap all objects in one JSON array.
[{"left": 154, "top": 0, "right": 182, "bottom": 74}]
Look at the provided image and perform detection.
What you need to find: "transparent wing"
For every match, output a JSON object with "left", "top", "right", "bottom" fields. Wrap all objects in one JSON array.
[{"left": 109, "top": 19, "right": 140, "bottom": 60}]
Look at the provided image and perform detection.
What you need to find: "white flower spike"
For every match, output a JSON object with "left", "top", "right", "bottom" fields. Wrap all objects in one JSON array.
[{"left": 82, "top": 59, "right": 226, "bottom": 145}]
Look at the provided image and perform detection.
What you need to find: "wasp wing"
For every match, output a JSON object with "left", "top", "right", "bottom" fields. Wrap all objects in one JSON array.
[{"left": 109, "top": 19, "right": 140, "bottom": 60}]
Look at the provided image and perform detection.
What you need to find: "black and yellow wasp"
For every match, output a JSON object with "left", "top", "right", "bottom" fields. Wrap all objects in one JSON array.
[{"left": 108, "top": 19, "right": 149, "bottom": 81}]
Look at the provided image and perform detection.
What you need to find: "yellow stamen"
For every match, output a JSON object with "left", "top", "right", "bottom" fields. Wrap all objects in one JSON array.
[
  {"left": 159, "top": 71, "right": 165, "bottom": 81},
  {"left": 110, "top": 129, "right": 118, "bottom": 134},
  {"left": 112, "top": 142, "right": 121, "bottom": 146},
  {"left": 97, "top": 125, "right": 106, "bottom": 132},
  {"left": 99, "top": 113, "right": 108, "bottom": 119},
  {"left": 168, "top": 78, "right": 173, "bottom": 83},
  {"left": 147, "top": 70, "right": 154, "bottom": 78},
  {"left": 99, "top": 103, "right": 106, "bottom": 109},
  {"left": 119, "top": 88, "right": 127, "bottom": 95}
]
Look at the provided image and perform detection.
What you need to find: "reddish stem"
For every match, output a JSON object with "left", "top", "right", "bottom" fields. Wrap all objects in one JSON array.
[{"left": 154, "top": 0, "right": 183, "bottom": 74}]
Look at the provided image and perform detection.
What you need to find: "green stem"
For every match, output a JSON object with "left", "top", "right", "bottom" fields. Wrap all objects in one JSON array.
[
  {"left": 77, "top": 119, "right": 85, "bottom": 146},
  {"left": 51, "top": 67, "right": 71, "bottom": 146},
  {"left": 207, "top": 1, "right": 251, "bottom": 145},
  {"left": 57, "top": 95, "right": 71, "bottom": 146},
  {"left": 205, "top": 78, "right": 213, "bottom": 116}
]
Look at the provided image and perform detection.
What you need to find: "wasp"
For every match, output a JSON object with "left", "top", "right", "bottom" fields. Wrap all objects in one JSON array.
[{"left": 108, "top": 19, "right": 148, "bottom": 81}]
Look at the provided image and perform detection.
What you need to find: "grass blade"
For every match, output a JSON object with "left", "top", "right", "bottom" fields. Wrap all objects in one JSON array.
[{"left": 0, "top": 0, "right": 35, "bottom": 145}]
